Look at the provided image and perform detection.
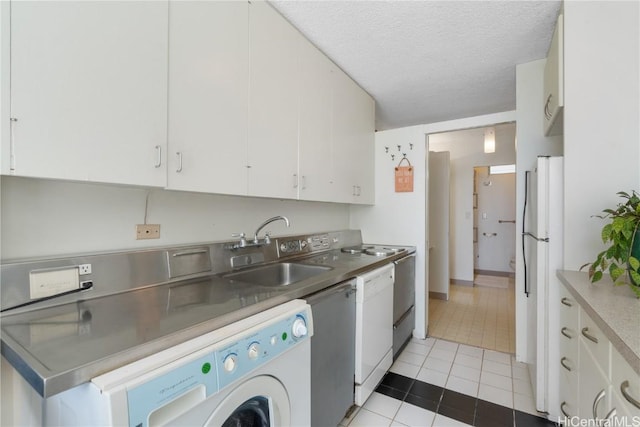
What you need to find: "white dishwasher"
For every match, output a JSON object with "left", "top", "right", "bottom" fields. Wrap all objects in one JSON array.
[{"left": 354, "top": 263, "right": 394, "bottom": 406}]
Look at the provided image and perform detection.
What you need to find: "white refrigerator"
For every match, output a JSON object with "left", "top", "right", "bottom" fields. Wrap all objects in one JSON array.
[{"left": 522, "top": 156, "right": 563, "bottom": 418}]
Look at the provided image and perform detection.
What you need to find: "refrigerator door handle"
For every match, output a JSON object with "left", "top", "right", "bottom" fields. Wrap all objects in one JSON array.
[{"left": 522, "top": 232, "right": 549, "bottom": 243}]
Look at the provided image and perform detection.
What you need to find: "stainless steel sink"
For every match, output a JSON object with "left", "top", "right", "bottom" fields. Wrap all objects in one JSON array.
[{"left": 223, "top": 262, "right": 332, "bottom": 287}]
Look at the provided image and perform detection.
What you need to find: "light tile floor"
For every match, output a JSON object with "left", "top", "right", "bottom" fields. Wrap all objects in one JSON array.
[
  {"left": 342, "top": 337, "right": 543, "bottom": 427},
  {"left": 428, "top": 277, "right": 516, "bottom": 353}
]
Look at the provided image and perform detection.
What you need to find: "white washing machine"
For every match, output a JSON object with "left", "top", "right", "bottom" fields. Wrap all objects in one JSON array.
[{"left": 43, "top": 299, "right": 312, "bottom": 426}]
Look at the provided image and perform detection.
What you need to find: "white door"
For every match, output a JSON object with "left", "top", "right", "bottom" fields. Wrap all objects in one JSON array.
[
  {"left": 10, "top": 1, "right": 168, "bottom": 186},
  {"left": 167, "top": 1, "right": 249, "bottom": 195},
  {"left": 428, "top": 151, "right": 450, "bottom": 300}
]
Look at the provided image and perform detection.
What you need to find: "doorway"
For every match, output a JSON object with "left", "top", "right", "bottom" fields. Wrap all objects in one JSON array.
[{"left": 427, "top": 124, "right": 516, "bottom": 353}]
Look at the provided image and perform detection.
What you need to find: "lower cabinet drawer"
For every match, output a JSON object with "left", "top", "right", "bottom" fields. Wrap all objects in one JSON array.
[
  {"left": 611, "top": 349, "right": 640, "bottom": 417},
  {"left": 579, "top": 307, "right": 610, "bottom": 377}
]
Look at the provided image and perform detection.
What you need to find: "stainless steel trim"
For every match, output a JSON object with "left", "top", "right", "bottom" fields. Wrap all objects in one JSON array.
[
  {"left": 393, "top": 306, "right": 414, "bottom": 329},
  {"left": 560, "top": 357, "right": 572, "bottom": 371},
  {"left": 582, "top": 327, "right": 599, "bottom": 344},
  {"left": 621, "top": 380, "right": 640, "bottom": 409},
  {"left": 561, "top": 297, "right": 572, "bottom": 307},
  {"left": 171, "top": 249, "right": 208, "bottom": 257}
]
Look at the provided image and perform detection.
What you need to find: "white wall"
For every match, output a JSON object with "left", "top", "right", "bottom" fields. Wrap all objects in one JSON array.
[
  {"left": 350, "top": 125, "right": 428, "bottom": 337},
  {"left": 428, "top": 124, "right": 516, "bottom": 282},
  {"left": 563, "top": 0, "right": 640, "bottom": 269},
  {"left": 0, "top": 176, "right": 350, "bottom": 260},
  {"left": 350, "top": 111, "right": 516, "bottom": 339}
]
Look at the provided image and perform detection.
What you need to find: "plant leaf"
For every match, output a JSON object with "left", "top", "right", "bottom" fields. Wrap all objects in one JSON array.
[
  {"left": 610, "top": 266, "right": 625, "bottom": 282},
  {"left": 591, "top": 271, "right": 603, "bottom": 282},
  {"left": 601, "top": 223, "right": 613, "bottom": 242},
  {"left": 629, "top": 256, "right": 640, "bottom": 271}
]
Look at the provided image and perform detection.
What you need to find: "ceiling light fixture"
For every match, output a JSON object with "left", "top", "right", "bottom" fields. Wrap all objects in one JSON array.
[{"left": 484, "top": 127, "right": 495, "bottom": 153}]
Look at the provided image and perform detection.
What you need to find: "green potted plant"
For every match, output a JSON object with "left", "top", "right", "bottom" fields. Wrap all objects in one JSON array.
[{"left": 581, "top": 190, "right": 640, "bottom": 297}]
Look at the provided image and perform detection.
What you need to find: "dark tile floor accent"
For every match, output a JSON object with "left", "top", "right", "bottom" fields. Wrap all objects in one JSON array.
[{"left": 375, "top": 372, "right": 557, "bottom": 427}]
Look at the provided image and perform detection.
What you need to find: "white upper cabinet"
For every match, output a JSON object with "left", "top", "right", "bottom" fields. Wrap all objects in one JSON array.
[
  {"left": 331, "top": 68, "right": 375, "bottom": 204},
  {"left": 544, "top": 13, "right": 564, "bottom": 136},
  {"left": 297, "top": 38, "right": 333, "bottom": 202},
  {"left": 167, "top": 1, "right": 249, "bottom": 195},
  {"left": 8, "top": 1, "right": 168, "bottom": 186},
  {"left": 247, "top": 0, "right": 300, "bottom": 200}
]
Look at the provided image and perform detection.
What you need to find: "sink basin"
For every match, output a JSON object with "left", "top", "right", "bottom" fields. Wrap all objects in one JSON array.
[{"left": 223, "top": 262, "right": 332, "bottom": 287}]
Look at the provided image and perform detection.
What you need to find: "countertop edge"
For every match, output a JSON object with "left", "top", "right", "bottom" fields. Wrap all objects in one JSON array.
[{"left": 557, "top": 270, "right": 640, "bottom": 375}]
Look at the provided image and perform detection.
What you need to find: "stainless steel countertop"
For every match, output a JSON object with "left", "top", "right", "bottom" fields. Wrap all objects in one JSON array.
[{"left": 1, "top": 246, "right": 415, "bottom": 397}]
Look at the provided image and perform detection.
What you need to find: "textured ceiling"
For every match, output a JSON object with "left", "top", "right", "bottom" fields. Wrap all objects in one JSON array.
[{"left": 269, "top": 0, "right": 562, "bottom": 130}]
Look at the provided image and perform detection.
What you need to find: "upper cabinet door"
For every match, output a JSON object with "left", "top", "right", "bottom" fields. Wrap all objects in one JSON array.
[
  {"left": 544, "top": 13, "right": 564, "bottom": 136},
  {"left": 331, "top": 67, "right": 376, "bottom": 204},
  {"left": 298, "top": 38, "right": 333, "bottom": 202},
  {"left": 247, "top": 1, "right": 300, "bottom": 200},
  {"left": 167, "top": 1, "right": 249, "bottom": 195},
  {"left": 9, "top": 1, "right": 168, "bottom": 186}
]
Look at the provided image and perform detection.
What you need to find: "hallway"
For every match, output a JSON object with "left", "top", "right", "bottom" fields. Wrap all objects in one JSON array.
[{"left": 428, "top": 276, "right": 515, "bottom": 353}]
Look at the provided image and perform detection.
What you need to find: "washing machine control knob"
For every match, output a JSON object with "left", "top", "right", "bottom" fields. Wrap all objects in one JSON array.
[
  {"left": 292, "top": 317, "right": 308, "bottom": 338},
  {"left": 223, "top": 354, "right": 237, "bottom": 373},
  {"left": 248, "top": 343, "right": 260, "bottom": 360}
]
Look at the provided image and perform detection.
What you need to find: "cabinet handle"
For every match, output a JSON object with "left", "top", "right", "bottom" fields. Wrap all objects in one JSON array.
[
  {"left": 592, "top": 389, "right": 606, "bottom": 419},
  {"left": 621, "top": 380, "right": 640, "bottom": 409},
  {"left": 154, "top": 145, "right": 162, "bottom": 168},
  {"left": 301, "top": 175, "right": 306, "bottom": 190},
  {"left": 560, "top": 357, "right": 572, "bottom": 372},
  {"left": 357, "top": 186, "right": 361, "bottom": 196},
  {"left": 561, "top": 327, "right": 573, "bottom": 339},
  {"left": 581, "top": 327, "right": 598, "bottom": 344},
  {"left": 9, "top": 117, "right": 17, "bottom": 171},
  {"left": 560, "top": 401, "right": 571, "bottom": 418},
  {"left": 604, "top": 407, "right": 617, "bottom": 422},
  {"left": 176, "top": 152, "right": 183, "bottom": 173},
  {"left": 171, "top": 249, "right": 208, "bottom": 257},
  {"left": 544, "top": 94, "right": 553, "bottom": 119},
  {"left": 561, "top": 297, "right": 572, "bottom": 307},
  {"left": 293, "top": 174, "right": 298, "bottom": 189}
]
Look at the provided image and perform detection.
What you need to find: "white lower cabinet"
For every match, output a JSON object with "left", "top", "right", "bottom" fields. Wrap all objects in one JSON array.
[
  {"left": 558, "top": 284, "right": 579, "bottom": 419},
  {"left": 559, "top": 282, "right": 640, "bottom": 425},
  {"left": 578, "top": 339, "right": 613, "bottom": 421}
]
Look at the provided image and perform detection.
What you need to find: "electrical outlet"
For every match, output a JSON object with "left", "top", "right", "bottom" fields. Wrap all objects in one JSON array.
[
  {"left": 78, "top": 264, "right": 92, "bottom": 275},
  {"left": 136, "top": 224, "right": 161, "bottom": 240}
]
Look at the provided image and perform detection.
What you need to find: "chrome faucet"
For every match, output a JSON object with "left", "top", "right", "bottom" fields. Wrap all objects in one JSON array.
[
  {"left": 253, "top": 216, "right": 290, "bottom": 245},
  {"left": 229, "top": 216, "right": 290, "bottom": 250}
]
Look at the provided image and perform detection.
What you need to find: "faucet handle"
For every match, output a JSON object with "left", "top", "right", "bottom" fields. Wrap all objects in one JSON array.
[
  {"left": 232, "top": 232, "right": 245, "bottom": 238},
  {"left": 264, "top": 232, "right": 271, "bottom": 245}
]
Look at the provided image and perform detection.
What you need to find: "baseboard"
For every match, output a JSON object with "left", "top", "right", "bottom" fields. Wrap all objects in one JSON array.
[
  {"left": 450, "top": 279, "right": 474, "bottom": 287},
  {"left": 474, "top": 269, "right": 512, "bottom": 277},
  {"left": 429, "top": 291, "right": 448, "bottom": 300}
]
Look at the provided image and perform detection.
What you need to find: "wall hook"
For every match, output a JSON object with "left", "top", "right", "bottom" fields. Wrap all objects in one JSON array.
[
  {"left": 385, "top": 146, "right": 389, "bottom": 153},
  {"left": 397, "top": 145, "right": 401, "bottom": 152},
  {"left": 391, "top": 154, "right": 395, "bottom": 161},
  {"left": 402, "top": 153, "right": 407, "bottom": 158},
  {"left": 409, "top": 143, "right": 413, "bottom": 150}
]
